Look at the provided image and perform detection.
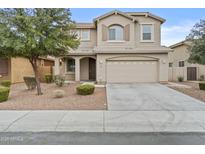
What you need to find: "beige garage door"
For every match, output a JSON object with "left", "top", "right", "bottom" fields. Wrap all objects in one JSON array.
[{"left": 106, "top": 60, "right": 158, "bottom": 83}]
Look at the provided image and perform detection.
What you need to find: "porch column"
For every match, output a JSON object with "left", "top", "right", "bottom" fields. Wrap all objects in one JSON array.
[
  {"left": 54, "top": 58, "right": 60, "bottom": 75},
  {"left": 75, "top": 57, "right": 80, "bottom": 81}
]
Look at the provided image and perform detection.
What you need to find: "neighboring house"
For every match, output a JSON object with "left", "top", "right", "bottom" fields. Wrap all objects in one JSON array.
[
  {"left": 168, "top": 40, "right": 205, "bottom": 81},
  {"left": 0, "top": 57, "right": 55, "bottom": 83},
  {"left": 54, "top": 10, "right": 172, "bottom": 84}
]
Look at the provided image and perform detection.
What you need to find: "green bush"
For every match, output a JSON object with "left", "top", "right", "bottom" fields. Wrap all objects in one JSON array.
[
  {"left": 76, "top": 84, "right": 95, "bottom": 95},
  {"left": 0, "top": 80, "right": 11, "bottom": 87},
  {"left": 0, "top": 86, "right": 10, "bottom": 102},
  {"left": 177, "top": 76, "right": 184, "bottom": 82},
  {"left": 54, "top": 75, "right": 65, "bottom": 87},
  {"left": 199, "top": 75, "right": 205, "bottom": 81},
  {"left": 23, "top": 76, "right": 37, "bottom": 90},
  {"left": 45, "top": 74, "right": 53, "bottom": 83},
  {"left": 199, "top": 82, "right": 205, "bottom": 90}
]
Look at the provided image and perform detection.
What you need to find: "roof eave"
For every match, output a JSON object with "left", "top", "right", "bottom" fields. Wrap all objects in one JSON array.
[
  {"left": 125, "top": 12, "right": 166, "bottom": 23},
  {"left": 169, "top": 41, "right": 192, "bottom": 49}
]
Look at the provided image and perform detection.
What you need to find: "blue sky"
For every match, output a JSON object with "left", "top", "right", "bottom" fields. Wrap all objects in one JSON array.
[{"left": 70, "top": 8, "right": 205, "bottom": 46}]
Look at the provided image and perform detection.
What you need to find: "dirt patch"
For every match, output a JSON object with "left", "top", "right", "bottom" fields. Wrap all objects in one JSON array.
[
  {"left": 0, "top": 83, "right": 107, "bottom": 110},
  {"left": 168, "top": 82, "right": 205, "bottom": 102}
]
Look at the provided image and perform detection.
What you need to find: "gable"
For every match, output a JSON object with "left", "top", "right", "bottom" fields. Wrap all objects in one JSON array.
[
  {"left": 97, "top": 13, "right": 134, "bottom": 27},
  {"left": 94, "top": 10, "right": 135, "bottom": 22}
]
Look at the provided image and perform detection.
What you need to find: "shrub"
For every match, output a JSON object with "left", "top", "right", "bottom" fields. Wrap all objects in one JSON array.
[
  {"left": 199, "top": 82, "right": 205, "bottom": 91},
  {"left": 199, "top": 75, "right": 205, "bottom": 81},
  {"left": 54, "top": 75, "right": 65, "bottom": 87},
  {"left": 0, "top": 86, "right": 10, "bottom": 102},
  {"left": 45, "top": 74, "right": 53, "bottom": 83},
  {"left": 76, "top": 84, "right": 95, "bottom": 95},
  {"left": 23, "top": 76, "right": 37, "bottom": 90},
  {"left": 177, "top": 76, "right": 184, "bottom": 82},
  {"left": 0, "top": 80, "right": 11, "bottom": 87},
  {"left": 53, "top": 89, "right": 65, "bottom": 98}
]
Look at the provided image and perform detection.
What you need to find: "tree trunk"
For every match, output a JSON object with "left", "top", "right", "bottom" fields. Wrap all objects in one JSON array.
[{"left": 30, "top": 58, "right": 43, "bottom": 95}]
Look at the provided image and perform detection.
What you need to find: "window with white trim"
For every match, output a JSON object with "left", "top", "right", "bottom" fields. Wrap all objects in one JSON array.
[
  {"left": 75, "top": 29, "right": 90, "bottom": 41},
  {"left": 141, "top": 24, "right": 154, "bottom": 41},
  {"left": 179, "top": 61, "right": 184, "bottom": 67},
  {"left": 108, "top": 25, "right": 123, "bottom": 41},
  {"left": 81, "top": 30, "right": 90, "bottom": 41}
]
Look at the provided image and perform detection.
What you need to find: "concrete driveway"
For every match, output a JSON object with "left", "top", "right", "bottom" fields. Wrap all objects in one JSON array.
[{"left": 106, "top": 83, "right": 205, "bottom": 111}]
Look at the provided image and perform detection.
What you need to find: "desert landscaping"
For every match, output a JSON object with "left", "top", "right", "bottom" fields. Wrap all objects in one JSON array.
[{"left": 0, "top": 82, "right": 107, "bottom": 110}]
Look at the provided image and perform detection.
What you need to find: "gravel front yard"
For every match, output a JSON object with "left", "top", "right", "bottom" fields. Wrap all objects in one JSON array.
[
  {"left": 0, "top": 83, "right": 107, "bottom": 110},
  {"left": 168, "top": 82, "right": 205, "bottom": 102}
]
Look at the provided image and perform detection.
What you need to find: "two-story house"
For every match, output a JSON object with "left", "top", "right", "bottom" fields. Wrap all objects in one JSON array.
[
  {"left": 54, "top": 10, "right": 172, "bottom": 84},
  {"left": 168, "top": 40, "right": 205, "bottom": 81}
]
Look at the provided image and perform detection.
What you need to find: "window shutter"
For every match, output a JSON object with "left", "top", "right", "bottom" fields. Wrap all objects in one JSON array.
[
  {"left": 124, "top": 24, "right": 130, "bottom": 41},
  {"left": 102, "top": 24, "right": 108, "bottom": 41},
  {"left": 0, "top": 58, "right": 8, "bottom": 75}
]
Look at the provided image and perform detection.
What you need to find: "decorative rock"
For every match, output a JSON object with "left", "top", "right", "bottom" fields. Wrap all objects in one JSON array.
[{"left": 53, "top": 89, "right": 65, "bottom": 98}]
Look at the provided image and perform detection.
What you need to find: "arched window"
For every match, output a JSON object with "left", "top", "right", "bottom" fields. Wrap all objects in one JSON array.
[{"left": 108, "top": 25, "right": 123, "bottom": 41}]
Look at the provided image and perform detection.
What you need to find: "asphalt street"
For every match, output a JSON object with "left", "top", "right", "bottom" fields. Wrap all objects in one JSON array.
[{"left": 1, "top": 132, "right": 205, "bottom": 145}]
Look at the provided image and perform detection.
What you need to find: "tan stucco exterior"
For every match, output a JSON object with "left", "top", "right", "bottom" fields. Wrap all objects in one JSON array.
[
  {"left": 96, "top": 14, "right": 162, "bottom": 49},
  {"left": 168, "top": 41, "right": 205, "bottom": 81},
  {"left": 56, "top": 10, "right": 171, "bottom": 84},
  {"left": 10, "top": 57, "right": 34, "bottom": 83},
  {"left": 0, "top": 57, "right": 54, "bottom": 83},
  {"left": 78, "top": 29, "right": 97, "bottom": 50}
]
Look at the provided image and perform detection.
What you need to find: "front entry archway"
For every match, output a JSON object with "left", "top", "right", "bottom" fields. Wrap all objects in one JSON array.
[{"left": 80, "top": 57, "right": 96, "bottom": 81}]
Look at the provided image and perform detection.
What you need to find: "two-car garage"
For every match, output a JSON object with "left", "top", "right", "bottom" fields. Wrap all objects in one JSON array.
[{"left": 106, "top": 60, "right": 158, "bottom": 83}]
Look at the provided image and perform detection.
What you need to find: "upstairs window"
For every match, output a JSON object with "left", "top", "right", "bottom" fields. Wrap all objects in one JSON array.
[
  {"left": 75, "top": 29, "right": 90, "bottom": 41},
  {"left": 169, "top": 63, "right": 173, "bottom": 67},
  {"left": 179, "top": 61, "right": 185, "bottom": 67},
  {"left": 141, "top": 24, "right": 154, "bottom": 41},
  {"left": 108, "top": 25, "right": 123, "bottom": 41},
  {"left": 81, "top": 30, "right": 90, "bottom": 41}
]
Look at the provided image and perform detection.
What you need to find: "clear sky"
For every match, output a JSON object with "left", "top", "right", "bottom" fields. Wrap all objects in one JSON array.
[{"left": 70, "top": 8, "right": 205, "bottom": 46}]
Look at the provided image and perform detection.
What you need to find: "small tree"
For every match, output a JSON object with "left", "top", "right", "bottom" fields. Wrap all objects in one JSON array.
[
  {"left": 0, "top": 9, "right": 79, "bottom": 95},
  {"left": 186, "top": 19, "right": 205, "bottom": 65}
]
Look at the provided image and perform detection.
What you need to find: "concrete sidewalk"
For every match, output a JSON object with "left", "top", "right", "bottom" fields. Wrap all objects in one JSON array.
[{"left": 1, "top": 110, "right": 205, "bottom": 132}]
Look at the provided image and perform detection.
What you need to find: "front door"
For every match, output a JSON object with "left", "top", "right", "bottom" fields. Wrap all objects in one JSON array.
[
  {"left": 187, "top": 67, "right": 197, "bottom": 81},
  {"left": 89, "top": 58, "right": 96, "bottom": 80}
]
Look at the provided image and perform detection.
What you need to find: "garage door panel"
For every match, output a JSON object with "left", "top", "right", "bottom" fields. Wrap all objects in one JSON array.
[{"left": 106, "top": 60, "right": 158, "bottom": 83}]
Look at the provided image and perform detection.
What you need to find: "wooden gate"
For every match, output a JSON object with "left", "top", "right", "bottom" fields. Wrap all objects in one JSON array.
[{"left": 187, "top": 67, "right": 197, "bottom": 81}]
